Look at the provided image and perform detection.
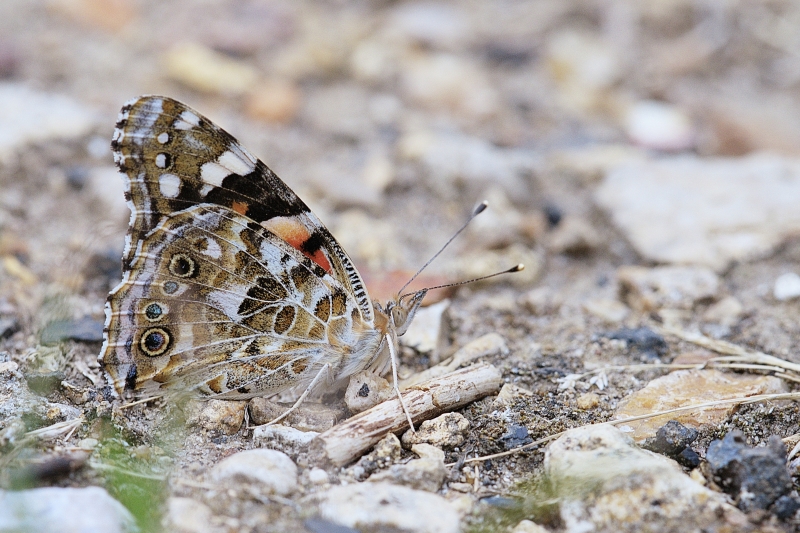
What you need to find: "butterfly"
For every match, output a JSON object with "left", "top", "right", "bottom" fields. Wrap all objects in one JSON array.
[{"left": 99, "top": 96, "right": 429, "bottom": 419}]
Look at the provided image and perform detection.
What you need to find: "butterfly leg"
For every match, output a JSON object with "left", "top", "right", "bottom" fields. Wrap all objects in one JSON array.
[
  {"left": 263, "top": 363, "right": 332, "bottom": 427},
  {"left": 387, "top": 332, "right": 416, "bottom": 432}
]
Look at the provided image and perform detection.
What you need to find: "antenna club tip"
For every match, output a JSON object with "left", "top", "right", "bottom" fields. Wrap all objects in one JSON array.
[
  {"left": 512, "top": 264, "right": 524, "bottom": 272},
  {"left": 473, "top": 201, "right": 488, "bottom": 215}
]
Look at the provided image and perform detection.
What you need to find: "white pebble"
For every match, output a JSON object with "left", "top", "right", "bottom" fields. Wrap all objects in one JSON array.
[{"left": 774, "top": 272, "right": 800, "bottom": 301}]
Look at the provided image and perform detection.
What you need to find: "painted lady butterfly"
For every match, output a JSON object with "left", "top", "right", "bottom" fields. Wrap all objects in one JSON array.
[{"left": 100, "top": 96, "right": 429, "bottom": 417}]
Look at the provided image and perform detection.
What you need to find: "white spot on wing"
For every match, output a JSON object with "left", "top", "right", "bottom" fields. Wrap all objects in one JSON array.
[
  {"left": 159, "top": 173, "right": 181, "bottom": 198},
  {"left": 200, "top": 161, "right": 230, "bottom": 186},
  {"left": 218, "top": 150, "right": 255, "bottom": 175},
  {"left": 201, "top": 238, "right": 222, "bottom": 259},
  {"left": 199, "top": 183, "right": 214, "bottom": 196},
  {"left": 157, "top": 132, "right": 169, "bottom": 144},
  {"left": 174, "top": 110, "right": 200, "bottom": 130},
  {"left": 155, "top": 153, "right": 167, "bottom": 168}
]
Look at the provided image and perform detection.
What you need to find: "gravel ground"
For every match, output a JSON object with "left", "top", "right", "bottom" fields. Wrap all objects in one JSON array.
[{"left": 3, "top": 1, "right": 800, "bottom": 532}]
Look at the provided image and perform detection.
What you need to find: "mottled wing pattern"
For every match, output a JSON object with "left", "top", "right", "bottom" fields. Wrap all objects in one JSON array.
[
  {"left": 111, "top": 95, "right": 372, "bottom": 322},
  {"left": 102, "top": 95, "right": 384, "bottom": 398},
  {"left": 102, "top": 205, "right": 381, "bottom": 398}
]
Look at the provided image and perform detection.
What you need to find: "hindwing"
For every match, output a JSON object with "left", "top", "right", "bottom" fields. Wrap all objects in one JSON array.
[{"left": 102, "top": 205, "right": 378, "bottom": 398}]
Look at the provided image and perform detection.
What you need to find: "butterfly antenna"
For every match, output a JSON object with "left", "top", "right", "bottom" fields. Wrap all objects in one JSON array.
[
  {"left": 400, "top": 264, "right": 524, "bottom": 300},
  {"left": 397, "top": 200, "right": 489, "bottom": 296}
]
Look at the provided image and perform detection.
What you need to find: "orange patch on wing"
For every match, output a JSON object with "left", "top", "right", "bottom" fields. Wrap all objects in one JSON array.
[
  {"left": 261, "top": 216, "right": 332, "bottom": 273},
  {"left": 231, "top": 201, "right": 249, "bottom": 215}
]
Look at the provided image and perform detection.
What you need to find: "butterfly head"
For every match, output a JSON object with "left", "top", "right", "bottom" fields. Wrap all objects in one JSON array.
[{"left": 380, "top": 289, "right": 428, "bottom": 337}]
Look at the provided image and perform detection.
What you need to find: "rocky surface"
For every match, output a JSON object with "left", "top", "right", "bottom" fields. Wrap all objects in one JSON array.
[{"left": 3, "top": 1, "right": 800, "bottom": 532}]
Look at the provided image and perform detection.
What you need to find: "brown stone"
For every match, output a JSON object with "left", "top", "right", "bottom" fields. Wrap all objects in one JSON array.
[{"left": 615, "top": 369, "right": 786, "bottom": 441}]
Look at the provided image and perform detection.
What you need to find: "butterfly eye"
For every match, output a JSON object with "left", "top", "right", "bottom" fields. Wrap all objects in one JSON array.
[
  {"left": 169, "top": 253, "right": 196, "bottom": 278},
  {"left": 140, "top": 328, "right": 171, "bottom": 357}
]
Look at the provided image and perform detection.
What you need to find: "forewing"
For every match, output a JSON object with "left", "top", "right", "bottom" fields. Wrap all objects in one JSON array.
[{"left": 111, "top": 95, "right": 373, "bottom": 323}]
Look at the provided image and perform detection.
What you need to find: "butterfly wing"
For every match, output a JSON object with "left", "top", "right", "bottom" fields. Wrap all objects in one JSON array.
[
  {"left": 111, "top": 95, "right": 373, "bottom": 323},
  {"left": 102, "top": 205, "right": 382, "bottom": 398},
  {"left": 102, "top": 95, "right": 383, "bottom": 397}
]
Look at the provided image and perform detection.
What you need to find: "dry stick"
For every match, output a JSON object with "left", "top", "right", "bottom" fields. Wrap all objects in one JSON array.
[
  {"left": 309, "top": 362, "right": 502, "bottom": 467},
  {"left": 659, "top": 325, "right": 800, "bottom": 374},
  {"left": 459, "top": 391, "right": 800, "bottom": 465}
]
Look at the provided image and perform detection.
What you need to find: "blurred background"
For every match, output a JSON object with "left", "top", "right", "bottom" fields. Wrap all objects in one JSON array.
[{"left": 2, "top": 0, "right": 800, "bottom": 299}]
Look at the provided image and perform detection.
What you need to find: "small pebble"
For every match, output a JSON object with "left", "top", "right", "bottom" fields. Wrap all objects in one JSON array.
[
  {"left": 210, "top": 449, "right": 298, "bottom": 496},
  {"left": 187, "top": 399, "right": 246, "bottom": 435},
  {"left": 641, "top": 420, "right": 699, "bottom": 468},
  {"left": 582, "top": 298, "right": 629, "bottom": 323},
  {"left": 624, "top": 100, "right": 694, "bottom": 152},
  {"left": 0, "top": 83, "right": 96, "bottom": 161},
  {"left": 164, "top": 497, "right": 216, "bottom": 533},
  {"left": 163, "top": 42, "right": 258, "bottom": 95},
  {"left": 774, "top": 272, "right": 800, "bottom": 301},
  {"left": 39, "top": 317, "right": 104, "bottom": 344},
  {"left": 702, "top": 296, "right": 744, "bottom": 326},
  {"left": 401, "top": 299, "right": 449, "bottom": 355},
  {"left": 370, "top": 443, "right": 447, "bottom": 492},
  {"left": 545, "top": 425, "right": 746, "bottom": 531},
  {"left": 318, "top": 482, "right": 460, "bottom": 533},
  {"left": 248, "top": 398, "right": 340, "bottom": 432},
  {"left": 617, "top": 265, "right": 720, "bottom": 312},
  {"left": 402, "top": 412, "right": 470, "bottom": 448},
  {"left": 252, "top": 424, "right": 319, "bottom": 458},
  {"left": 520, "top": 287, "right": 562, "bottom": 316},
  {"left": 344, "top": 371, "right": 392, "bottom": 414},
  {"left": 576, "top": 392, "right": 600, "bottom": 410},
  {"left": 547, "top": 216, "right": 603, "bottom": 255},
  {"left": 244, "top": 79, "right": 301, "bottom": 124},
  {"left": 706, "top": 431, "right": 795, "bottom": 513},
  {"left": 615, "top": 369, "right": 785, "bottom": 441},
  {"left": 0, "top": 486, "right": 136, "bottom": 533},
  {"left": 499, "top": 424, "right": 532, "bottom": 450},
  {"left": 605, "top": 327, "right": 667, "bottom": 360},
  {"left": 307, "top": 467, "right": 329, "bottom": 485}
]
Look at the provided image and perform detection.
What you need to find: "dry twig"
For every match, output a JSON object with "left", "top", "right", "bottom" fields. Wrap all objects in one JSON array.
[{"left": 310, "top": 363, "right": 502, "bottom": 467}]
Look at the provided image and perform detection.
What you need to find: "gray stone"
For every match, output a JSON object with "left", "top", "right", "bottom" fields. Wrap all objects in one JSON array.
[
  {"left": 0, "top": 486, "right": 136, "bottom": 533},
  {"left": 249, "top": 398, "right": 340, "bottom": 432},
  {"left": 0, "top": 84, "right": 97, "bottom": 163},
  {"left": 187, "top": 399, "right": 246, "bottom": 435},
  {"left": 344, "top": 371, "right": 393, "bottom": 414},
  {"left": 596, "top": 154, "right": 800, "bottom": 271},
  {"left": 210, "top": 449, "right": 298, "bottom": 496},
  {"left": 617, "top": 265, "right": 720, "bottom": 312},
  {"left": 164, "top": 497, "right": 221, "bottom": 533},
  {"left": 252, "top": 424, "right": 319, "bottom": 458},
  {"left": 401, "top": 412, "right": 470, "bottom": 448},
  {"left": 318, "top": 482, "right": 460, "bottom": 533},
  {"left": 369, "top": 444, "right": 447, "bottom": 492},
  {"left": 545, "top": 425, "right": 751, "bottom": 532},
  {"left": 706, "top": 430, "right": 793, "bottom": 513},
  {"left": 702, "top": 296, "right": 744, "bottom": 327}
]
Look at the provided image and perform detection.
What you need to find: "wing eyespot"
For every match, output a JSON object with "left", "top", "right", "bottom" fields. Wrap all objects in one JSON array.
[
  {"left": 168, "top": 253, "right": 197, "bottom": 278},
  {"left": 144, "top": 302, "right": 166, "bottom": 321},
  {"left": 140, "top": 327, "right": 171, "bottom": 357}
]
